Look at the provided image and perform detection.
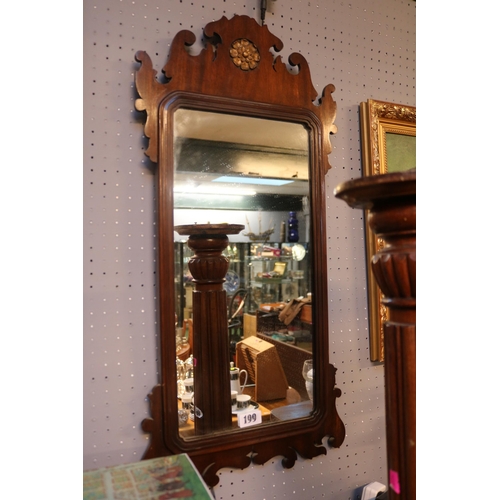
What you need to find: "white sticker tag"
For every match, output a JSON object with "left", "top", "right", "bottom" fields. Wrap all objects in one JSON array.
[{"left": 237, "top": 408, "right": 262, "bottom": 428}]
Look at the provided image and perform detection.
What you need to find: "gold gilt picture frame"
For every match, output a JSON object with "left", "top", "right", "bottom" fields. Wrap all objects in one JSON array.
[
  {"left": 359, "top": 99, "right": 416, "bottom": 361},
  {"left": 273, "top": 261, "right": 287, "bottom": 276}
]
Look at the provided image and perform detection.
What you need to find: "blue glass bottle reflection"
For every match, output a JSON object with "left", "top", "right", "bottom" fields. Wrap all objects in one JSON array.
[{"left": 287, "top": 211, "right": 299, "bottom": 242}]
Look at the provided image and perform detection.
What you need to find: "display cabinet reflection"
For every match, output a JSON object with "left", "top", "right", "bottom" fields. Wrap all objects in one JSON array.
[{"left": 173, "top": 110, "right": 316, "bottom": 436}]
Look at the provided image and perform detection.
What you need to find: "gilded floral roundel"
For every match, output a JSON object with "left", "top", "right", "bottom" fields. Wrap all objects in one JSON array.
[{"left": 230, "top": 39, "right": 260, "bottom": 71}]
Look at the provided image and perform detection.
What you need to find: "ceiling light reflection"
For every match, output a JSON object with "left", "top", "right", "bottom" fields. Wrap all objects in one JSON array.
[
  {"left": 174, "top": 185, "right": 256, "bottom": 196},
  {"left": 212, "top": 176, "right": 294, "bottom": 186}
]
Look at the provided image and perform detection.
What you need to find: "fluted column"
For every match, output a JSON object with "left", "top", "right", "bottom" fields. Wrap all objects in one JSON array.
[
  {"left": 174, "top": 224, "right": 244, "bottom": 435},
  {"left": 335, "top": 171, "right": 416, "bottom": 500}
]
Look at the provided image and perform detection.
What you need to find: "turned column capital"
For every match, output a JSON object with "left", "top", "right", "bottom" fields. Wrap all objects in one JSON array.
[
  {"left": 174, "top": 224, "right": 245, "bottom": 292},
  {"left": 334, "top": 170, "right": 416, "bottom": 312}
]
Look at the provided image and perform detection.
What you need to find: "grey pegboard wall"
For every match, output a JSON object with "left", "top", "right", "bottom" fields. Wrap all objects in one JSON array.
[{"left": 83, "top": 0, "right": 415, "bottom": 498}]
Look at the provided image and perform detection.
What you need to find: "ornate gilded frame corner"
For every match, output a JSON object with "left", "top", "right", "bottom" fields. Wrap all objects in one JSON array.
[{"left": 359, "top": 99, "right": 416, "bottom": 362}]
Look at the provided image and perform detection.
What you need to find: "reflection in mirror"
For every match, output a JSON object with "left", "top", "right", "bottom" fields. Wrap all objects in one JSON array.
[{"left": 172, "top": 109, "right": 316, "bottom": 438}]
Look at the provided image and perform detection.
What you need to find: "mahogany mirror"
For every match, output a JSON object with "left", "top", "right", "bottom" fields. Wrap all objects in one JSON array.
[{"left": 135, "top": 14, "right": 345, "bottom": 486}]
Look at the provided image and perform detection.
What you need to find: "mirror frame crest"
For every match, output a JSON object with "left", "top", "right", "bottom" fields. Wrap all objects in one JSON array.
[{"left": 135, "top": 14, "right": 345, "bottom": 486}]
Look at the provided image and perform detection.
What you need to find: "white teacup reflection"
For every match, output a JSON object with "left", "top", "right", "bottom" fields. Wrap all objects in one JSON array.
[
  {"left": 183, "top": 378, "right": 194, "bottom": 394},
  {"left": 236, "top": 394, "right": 251, "bottom": 410},
  {"left": 181, "top": 393, "right": 193, "bottom": 410}
]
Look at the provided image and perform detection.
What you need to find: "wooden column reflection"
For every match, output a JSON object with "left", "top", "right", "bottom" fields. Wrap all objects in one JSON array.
[
  {"left": 334, "top": 171, "right": 416, "bottom": 500},
  {"left": 174, "top": 223, "right": 244, "bottom": 435}
]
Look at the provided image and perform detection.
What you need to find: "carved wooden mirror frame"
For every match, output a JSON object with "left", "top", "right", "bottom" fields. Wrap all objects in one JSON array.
[{"left": 135, "top": 14, "right": 345, "bottom": 486}]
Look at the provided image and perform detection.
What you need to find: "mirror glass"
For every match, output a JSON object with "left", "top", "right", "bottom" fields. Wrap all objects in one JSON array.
[{"left": 172, "top": 109, "right": 315, "bottom": 438}]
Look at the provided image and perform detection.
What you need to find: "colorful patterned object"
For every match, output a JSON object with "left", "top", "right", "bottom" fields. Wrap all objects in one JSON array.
[{"left": 83, "top": 454, "right": 213, "bottom": 499}]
